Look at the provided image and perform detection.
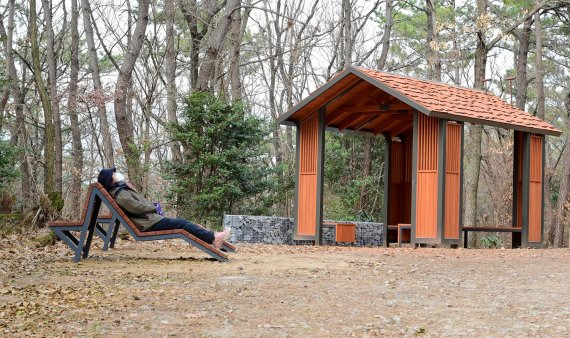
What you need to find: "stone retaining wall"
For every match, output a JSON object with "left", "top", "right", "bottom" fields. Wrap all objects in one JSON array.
[{"left": 223, "top": 215, "right": 384, "bottom": 246}]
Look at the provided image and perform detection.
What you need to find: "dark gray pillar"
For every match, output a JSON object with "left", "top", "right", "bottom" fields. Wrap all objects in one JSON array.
[
  {"left": 382, "top": 133, "right": 391, "bottom": 247},
  {"left": 410, "top": 111, "right": 418, "bottom": 246},
  {"left": 437, "top": 119, "right": 447, "bottom": 245},
  {"left": 315, "top": 107, "right": 326, "bottom": 245},
  {"left": 521, "top": 132, "right": 530, "bottom": 247},
  {"left": 292, "top": 121, "right": 301, "bottom": 240}
]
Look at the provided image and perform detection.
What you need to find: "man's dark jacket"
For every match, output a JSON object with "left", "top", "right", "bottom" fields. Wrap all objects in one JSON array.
[{"left": 109, "top": 184, "right": 163, "bottom": 231}]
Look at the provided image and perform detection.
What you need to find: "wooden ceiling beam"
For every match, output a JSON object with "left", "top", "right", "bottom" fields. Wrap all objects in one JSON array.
[
  {"left": 373, "top": 117, "right": 412, "bottom": 135},
  {"left": 338, "top": 114, "right": 371, "bottom": 131},
  {"left": 325, "top": 80, "right": 370, "bottom": 113},
  {"left": 365, "top": 113, "right": 394, "bottom": 131},
  {"left": 334, "top": 102, "right": 411, "bottom": 114},
  {"left": 388, "top": 120, "right": 413, "bottom": 137},
  {"left": 325, "top": 87, "right": 379, "bottom": 125},
  {"left": 354, "top": 115, "right": 381, "bottom": 131}
]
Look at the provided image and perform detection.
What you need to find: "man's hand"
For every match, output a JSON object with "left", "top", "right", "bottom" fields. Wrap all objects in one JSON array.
[
  {"left": 126, "top": 181, "right": 137, "bottom": 191},
  {"left": 153, "top": 202, "right": 164, "bottom": 216}
]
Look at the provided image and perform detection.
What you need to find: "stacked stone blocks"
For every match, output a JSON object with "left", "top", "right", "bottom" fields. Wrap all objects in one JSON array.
[{"left": 223, "top": 215, "right": 384, "bottom": 246}]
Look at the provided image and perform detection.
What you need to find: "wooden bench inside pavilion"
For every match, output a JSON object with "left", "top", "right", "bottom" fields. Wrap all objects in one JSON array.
[{"left": 277, "top": 66, "right": 560, "bottom": 248}]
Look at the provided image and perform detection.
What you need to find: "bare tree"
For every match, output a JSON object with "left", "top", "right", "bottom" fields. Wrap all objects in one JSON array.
[
  {"left": 426, "top": 0, "right": 441, "bottom": 81},
  {"left": 195, "top": 0, "right": 241, "bottom": 91},
  {"left": 82, "top": 0, "right": 115, "bottom": 168},
  {"left": 41, "top": 0, "right": 63, "bottom": 194},
  {"left": 68, "top": 0, "right": 83, "bottom": 211},
  {"left": 551, "top": 92, "right": 570, "bottom": 247},
  {"left": 514, "top": 17, "right": 532, "bottom": 110},
  {"left": 343, "top": 0, "right": 352, "bottom": 67},
  {"left": 227, "top": 0, "right": 252, "bottom": 101},
  {"left": 2, "top": 0, "right": 32, "bottom": 203},
  {"left": 165, "top": 0, "right": 182, "bottom": 161},
  {"left": 114, "top": 0, "right": 151, "bottom": 189},
  {"left": 535, "top": 8, "right": 545, "bottom": 120},
  {"left": 376, "top": 0, "right": 393, "bottom": 70},
  {"left": 30, "top": 0, "right": 56, "bottom": 197}
]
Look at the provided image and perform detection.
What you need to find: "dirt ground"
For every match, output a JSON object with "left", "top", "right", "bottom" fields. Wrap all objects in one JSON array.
[{"left": 1, "top": 236, "right": 569, "bottom": 337}]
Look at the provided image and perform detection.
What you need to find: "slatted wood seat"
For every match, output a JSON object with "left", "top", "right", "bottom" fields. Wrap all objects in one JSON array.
[
  {"left": 462, "top": 226, "right": 522, "bottom": 248},
  {"left": 49, "top": 183, "right": 234, "bottom": 262}
]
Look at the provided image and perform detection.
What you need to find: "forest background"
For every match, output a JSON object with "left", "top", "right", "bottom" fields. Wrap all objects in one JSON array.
[{"left": 0, "top": 0, "right": 569, "bottom": 247}]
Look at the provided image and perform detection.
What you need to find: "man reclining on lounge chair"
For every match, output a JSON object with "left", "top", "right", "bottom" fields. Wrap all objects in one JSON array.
[{"left": 97, "top": 168, "right": 230, "bottom": 249}]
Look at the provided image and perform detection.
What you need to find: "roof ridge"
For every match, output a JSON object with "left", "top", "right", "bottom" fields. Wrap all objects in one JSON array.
[
  {"left": 353, "top": 66, "right": 494, "bottom": 96},
  {"left": 352, "top": 66, "right": 542, "bottom": 118}
]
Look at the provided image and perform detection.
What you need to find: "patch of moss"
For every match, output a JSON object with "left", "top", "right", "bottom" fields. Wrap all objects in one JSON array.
[
  {"left": 48, "top": 192, "right": 64, "bottom": 212},
  {"left": 34, "top": 231, "right": 57, "bottom": 248},
  {"left": 0, "top": 213, "right": 24, "bottom": 237}
]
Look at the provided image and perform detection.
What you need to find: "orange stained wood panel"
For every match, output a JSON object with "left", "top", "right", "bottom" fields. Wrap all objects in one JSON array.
[
  {"left": 297, "top": 113, "right": 319, "bottom": 237},
  {"left": 415, "top": 114, "right": 439, "bottom": 239},
  {"left": 336, "top": 223, "right": 356, "bottom": 243},
  {"left": 444, "top": 123, "right": 461, "bottom": 239},
  {"left": 528, "top": 135, "right": 543, "bottom": 242}
]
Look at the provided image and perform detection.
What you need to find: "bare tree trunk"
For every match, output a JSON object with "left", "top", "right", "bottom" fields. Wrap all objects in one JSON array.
[
  {"left": 342, "top": 0, "right": 351, "bottom": 67},
  {"left": 0, "top": 11, "right": 11, "bottom": 128},
  {"left": 113, "top": 0, "right": 150, "bottom": 190},
  {"left": 515, "top": 17, "right": 532, "bottom": 110},
  {"left": 377, "top": 0, "right": 393, "bottom": 70},
  {"left": 195, "top": 0, "right": 241, "bottom": 91},
  {"left": 69, "top": 0, "right": 83, "bottom": 211},
  {"left": 81, "top": 0, "right": 115, "bottom": 167},
  {"left": 165, "top": 0, "right": 182, "bottom": 162},
  {"left": 228, "top": 2, "right": 251, "bottom": 102},
  {"left": 534, "top": 6, "right": 553, "bottom": 245},
  {"left": 552, "top": 92, "right": 570, "bottom": 247},
  {"left": 426, "top": 0, "right": 441, "bottom": 81},
  {"left": 42, "top": 0, "right": 63, "bottom": 195},
  {"left": 30, "top": 0, "right": 56, "bottom": 196},
  {"left": 464, "top": 0, "right": 488, "bottom": 229},
  {"left": 3, "top": 0, "right": 31, "bottom": 203},
  {"left": 0, "top": 4, "right": 14, "bottom": 136},
  {"left": 180, "top": 0, "right": 200, "bottom": 90},
  {"left": 535, "top": 15, "right": 545, "bottom": 119}
]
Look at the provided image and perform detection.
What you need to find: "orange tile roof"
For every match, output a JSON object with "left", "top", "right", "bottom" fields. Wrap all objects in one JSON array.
[{"left": 354, "top": 67, "right": 560, "bottom": 136}]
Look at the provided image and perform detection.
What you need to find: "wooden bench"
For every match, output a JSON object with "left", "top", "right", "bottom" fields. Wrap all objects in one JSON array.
[
  {"left": 322, "top": 222, "right": 356, "bottom": 243},
  {"left": 397, "top": 223, "right": 411, "bottom": 247},
  {"left": 462, "top": 226, "right": 522, "bottom": 248},
  {"left": 48, "top": 183, "right": 235, "bottom": 262}
]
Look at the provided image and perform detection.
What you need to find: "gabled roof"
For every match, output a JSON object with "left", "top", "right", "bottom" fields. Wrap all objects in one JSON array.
[{"left": 277, "top": 66, "right": 561, "bottom": 136}]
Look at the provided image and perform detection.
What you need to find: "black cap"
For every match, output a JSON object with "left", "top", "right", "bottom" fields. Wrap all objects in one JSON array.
[{"left": 97, "top": 167, "right": 116, "bottom": 191}]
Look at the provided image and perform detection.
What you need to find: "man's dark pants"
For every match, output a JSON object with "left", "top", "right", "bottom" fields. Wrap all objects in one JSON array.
[{"left": 145, "top": 218, "right": 215, "bottom": 244}]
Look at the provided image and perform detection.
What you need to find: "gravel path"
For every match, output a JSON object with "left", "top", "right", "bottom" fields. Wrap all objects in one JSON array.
[{"left": 1, "top": 238, "right": 569, "bottom": 336}]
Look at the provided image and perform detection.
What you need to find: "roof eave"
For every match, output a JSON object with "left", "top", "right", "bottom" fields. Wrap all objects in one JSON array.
[
  {"left": 276, "top": 68, "right": 354, "bottom": 125},
  {"left": 277, "top": 66, "right": 435, "bottom": 125},
  {"left": 430, "top": 111, "right": 562, "bottom": 137}
]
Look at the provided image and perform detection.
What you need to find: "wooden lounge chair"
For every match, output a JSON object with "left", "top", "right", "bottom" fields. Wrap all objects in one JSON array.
[{"left": 48, "top": 183, "right": 235, "bottom": 263}]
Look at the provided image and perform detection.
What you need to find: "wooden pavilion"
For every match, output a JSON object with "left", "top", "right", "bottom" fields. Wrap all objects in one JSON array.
[{"left": 277, "top": 66, "right": 561, "bottom": 248}]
